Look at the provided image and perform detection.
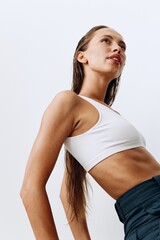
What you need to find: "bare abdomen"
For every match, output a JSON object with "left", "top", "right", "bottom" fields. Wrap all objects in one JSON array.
[{"left": 89, "top": 147, "right": 160, "bottom": 199}]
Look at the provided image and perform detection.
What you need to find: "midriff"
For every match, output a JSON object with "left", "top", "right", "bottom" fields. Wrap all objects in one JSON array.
[{"left": 89, "top": 147, "right": 160, "bottom": 199}]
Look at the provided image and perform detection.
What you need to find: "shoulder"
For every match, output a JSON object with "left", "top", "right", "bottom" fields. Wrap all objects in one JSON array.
[
  {"left": 53, "top": 90, "right": 79, "bottom": 105},
  {"left": 43, "top": 90, "right": 80, "bottom": 118}
]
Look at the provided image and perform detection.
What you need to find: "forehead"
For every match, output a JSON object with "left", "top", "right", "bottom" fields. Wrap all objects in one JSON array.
[{"left": 90, "top": 27, "right": 124, "bottom": 43}]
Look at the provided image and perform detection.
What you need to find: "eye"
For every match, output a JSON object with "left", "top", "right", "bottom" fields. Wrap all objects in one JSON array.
[
  {"left": 102, "top": 38, "right": 111, "bottom": 44},
  {"left": 120, "top": 44, "right": 126, "bottom": 51}
]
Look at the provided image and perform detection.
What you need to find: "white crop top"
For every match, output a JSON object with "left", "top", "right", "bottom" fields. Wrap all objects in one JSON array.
[{"left": 64, "top": 95, "right": 146, "bottom": 172}]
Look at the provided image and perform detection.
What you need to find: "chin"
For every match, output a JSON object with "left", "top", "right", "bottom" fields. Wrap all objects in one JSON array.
[
  {"left": 105, "top": 66, "right": 122, "bottom": 76},
  {"left": 107, "top": 71, "right": 121, "bottom": 80}
]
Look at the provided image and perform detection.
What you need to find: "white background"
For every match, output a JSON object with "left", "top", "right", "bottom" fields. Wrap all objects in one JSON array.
[{"left": 0, "top": 0, "right": 160, "bottom": 239}]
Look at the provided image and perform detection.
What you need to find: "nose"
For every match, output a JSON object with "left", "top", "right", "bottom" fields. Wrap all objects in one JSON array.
[{"left": 112, "top": 42, "right": 122, "bottom": 54}]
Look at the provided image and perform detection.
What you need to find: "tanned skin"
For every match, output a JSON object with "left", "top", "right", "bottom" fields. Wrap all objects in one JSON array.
[{"left": 21, "top": 28, "right": 160, "bottom": 239}]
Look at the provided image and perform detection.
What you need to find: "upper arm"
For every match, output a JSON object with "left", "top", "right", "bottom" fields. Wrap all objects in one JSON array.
[{"left": 22, "top": 91, "right": 77, "bottom": 188}]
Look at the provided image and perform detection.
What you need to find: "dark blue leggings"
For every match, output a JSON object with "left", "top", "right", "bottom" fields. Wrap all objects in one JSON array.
[{"left": 115, "top": 176, "right": 160, "bottom": 239}]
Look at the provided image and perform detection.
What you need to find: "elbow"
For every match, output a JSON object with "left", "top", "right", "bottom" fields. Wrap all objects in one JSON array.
[
  {"left": 20, "top": 173, "right": 48, "bottom": 204},
  {"left": 20, "top": 186, "right": 24, "bottom": 200},
  {"left": 20, "top": 190, "right": 29, "bottom": 208},
  {"left": 20, "top": 182, "right": 43, "bottom": 204},
  {"left": 20, "top": 184, "right": 31, "bottom": 204}
]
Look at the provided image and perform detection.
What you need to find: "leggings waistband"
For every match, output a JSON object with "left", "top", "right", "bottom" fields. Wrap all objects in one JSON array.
[{"left": 115, "top": 175, "right": 160, "bottom": 223}]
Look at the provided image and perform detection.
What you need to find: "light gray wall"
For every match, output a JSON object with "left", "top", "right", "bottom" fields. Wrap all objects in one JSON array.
[{"left": 1, "top": 0, "right": 160, "bottom": 239}]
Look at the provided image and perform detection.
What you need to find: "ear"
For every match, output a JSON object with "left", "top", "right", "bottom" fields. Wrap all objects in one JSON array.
[{"left": 77, "top": 51, "right": 88, "bottom": 64}]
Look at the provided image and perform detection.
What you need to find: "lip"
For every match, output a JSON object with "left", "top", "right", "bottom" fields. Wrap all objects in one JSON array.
[{"left": 107, "top": 54, "right": 122, "bottom": 64}]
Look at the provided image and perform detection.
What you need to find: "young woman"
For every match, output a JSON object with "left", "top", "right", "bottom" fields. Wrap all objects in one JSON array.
[{"left": 20, "top": 25, "right": 160, "bottom": 240}]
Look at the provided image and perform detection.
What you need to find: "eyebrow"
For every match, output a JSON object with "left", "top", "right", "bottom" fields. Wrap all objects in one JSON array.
[{"left": 100, "top": 34, "right": 126, "bottom": 48}]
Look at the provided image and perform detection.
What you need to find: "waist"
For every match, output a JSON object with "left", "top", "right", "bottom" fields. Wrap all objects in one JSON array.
[{"left": 89, "top": 148, "right": 160, "bottom": 199}]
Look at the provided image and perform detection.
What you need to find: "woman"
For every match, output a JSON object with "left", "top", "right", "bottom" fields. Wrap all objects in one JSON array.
[{"left": 20, "top": 25, "right": 160, "bottom": 240}]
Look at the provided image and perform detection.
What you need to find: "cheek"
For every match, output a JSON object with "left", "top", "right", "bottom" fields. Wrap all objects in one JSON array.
[
  {"left": 86, "top": 51, "right": 101, "bottom": 66},
  {"left": 89, "top": 50, "right": 106, "bottom": 65}
]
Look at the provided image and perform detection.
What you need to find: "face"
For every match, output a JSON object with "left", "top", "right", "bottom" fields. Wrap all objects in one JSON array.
[{"left": 81, "top": 28, "right": 126, "bottom": 79}]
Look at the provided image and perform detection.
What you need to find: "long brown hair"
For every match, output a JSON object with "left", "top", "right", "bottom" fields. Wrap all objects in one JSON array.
[{"left": 65, "top": 25, "right": 121, "bottom": 221}]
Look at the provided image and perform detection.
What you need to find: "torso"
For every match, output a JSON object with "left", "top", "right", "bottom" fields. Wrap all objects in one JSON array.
[
  {"left": 89, "top": 147, "right": 160, "bottom": 199},
  {"left": 69, "top": 92, "right": 160, "bottom": 200}
]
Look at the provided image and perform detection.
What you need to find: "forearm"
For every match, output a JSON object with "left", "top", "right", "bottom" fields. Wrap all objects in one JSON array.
[
  {"left": 21, "top": 187, "right": 59, "bottom": 240},
  {"left": 69, "top": 217, "right": 91, "bottom": 240},
  {"left": 61, "top": 199, "right": 91, "bottom": 240},
  {"left": 60, "top": 170, "right": 91, "bottom": 240}
]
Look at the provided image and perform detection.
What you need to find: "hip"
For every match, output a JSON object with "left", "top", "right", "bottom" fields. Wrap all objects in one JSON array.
[{"left": 115, "top": 175, "right": 160, "bottom": 239}]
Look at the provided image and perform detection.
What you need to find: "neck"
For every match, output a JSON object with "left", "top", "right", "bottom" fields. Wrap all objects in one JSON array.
[{"left": 79, "top": 72, "right": 113, "bottom": 102}]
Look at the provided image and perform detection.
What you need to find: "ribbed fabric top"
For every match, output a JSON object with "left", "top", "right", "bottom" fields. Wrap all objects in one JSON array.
[{"left": 64, "top": 96, "right": 146, "bottom": 172}]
